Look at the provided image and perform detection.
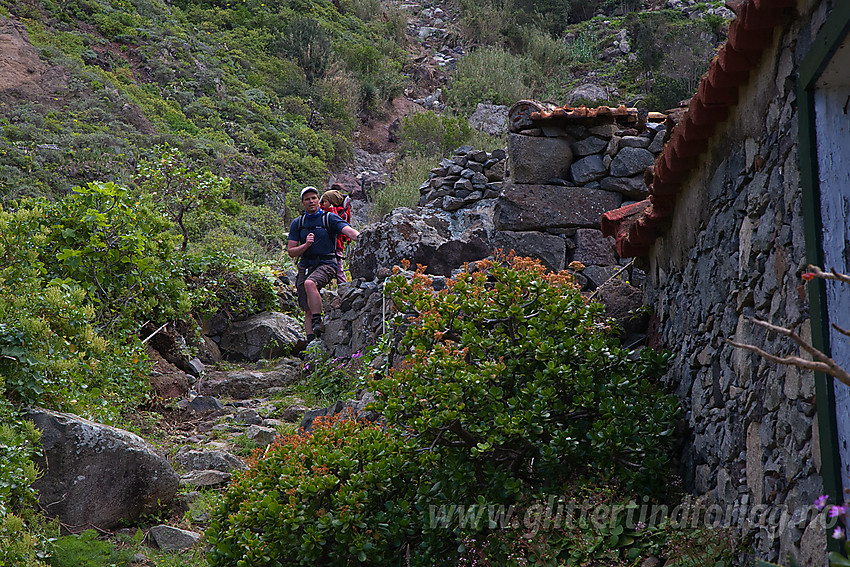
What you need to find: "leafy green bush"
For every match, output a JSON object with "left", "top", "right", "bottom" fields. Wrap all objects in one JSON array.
[
  {"left": 182, "top": 253, "right": 282, "bottom": 320},
  {"left": 206, "top": 417, "right": 421, "bottom": 566},
  {"left": 0, "top": 405, "right": 41, "bottom": 515},
  {"left": 0, "top": 203, "right": 151, "bottom": 411},
  {"left": 399, "top": 111, "right": 471, "bottom": 157},
  {"left": 0, "top": 511, "right": 50, "bottom": 567},
  {"left": 445, "top": 47, "right": 539, "bottom": 115},
  {"left": 37, "top": 182, "right": 188, "bottom": 328},
  {"left": 206, "top": 256, "right": 682, "bottom": 566},
  {"left": 377, "top": 256, "right": 679, "bottom": 494}
]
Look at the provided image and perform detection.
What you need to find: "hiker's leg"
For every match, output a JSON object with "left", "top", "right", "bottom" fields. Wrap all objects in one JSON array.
[
  {"left": 303, "top": 278, "right": 322, "bottom": 315},
  {"left": 295, "top": 267, "right": 314, "bottom": 337}
]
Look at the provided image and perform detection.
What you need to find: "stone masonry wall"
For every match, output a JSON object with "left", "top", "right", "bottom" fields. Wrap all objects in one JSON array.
[{"left": 643, "top": 2, "right": 828, "bottom": 563}]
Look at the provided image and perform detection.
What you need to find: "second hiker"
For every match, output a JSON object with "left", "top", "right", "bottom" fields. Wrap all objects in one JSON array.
[{"left": 287, "top": 186, "right": 359, "bottom": 342}]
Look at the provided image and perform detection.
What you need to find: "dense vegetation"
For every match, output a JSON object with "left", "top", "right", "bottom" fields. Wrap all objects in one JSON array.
[
  {"left": 0, "top": 0, "right": 733, "bottom": 562},
  {"left": 205, "top": 258, "right": 736, "bottom": 566}
]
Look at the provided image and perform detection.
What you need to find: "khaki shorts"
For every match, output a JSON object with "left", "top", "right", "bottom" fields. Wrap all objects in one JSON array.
[{"left": 296, "top": 264, "right": 337, "bottom": 311}]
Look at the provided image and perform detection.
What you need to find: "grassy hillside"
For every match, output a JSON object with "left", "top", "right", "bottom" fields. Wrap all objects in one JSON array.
[{"left": 0, "top": 0, "right": 407, "bottom": 207}]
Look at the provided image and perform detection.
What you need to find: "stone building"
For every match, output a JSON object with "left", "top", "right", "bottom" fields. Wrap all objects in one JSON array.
[{"left": 599, "top": 0, "right": 850, "bottom": 563}]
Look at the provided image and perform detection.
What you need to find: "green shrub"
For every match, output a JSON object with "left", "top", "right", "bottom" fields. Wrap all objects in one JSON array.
[
  {"left": 445, "top": 47, "right": 539, "bottom": 114},
  {"left": 206, "top": 417, "right": 421, "bottom": 566},
  {"left": 0, "top": 404, "right": 41, "bottom": 515},
  {"left": 182, "top": 253, "right": 282, "bottom": 320},
  {"left": 0, "top": 511, "right": 50, "bottom": 567},
  {"left": 38, "top": 182, "right": 188, "bottom": 328},
  {"left": 376, "top": 256, "right": 679, "bottom": 494},
  {"left": 206, "top": 256, "right": 682, "bottom": 566},
  {"left": 0, "top": 202, "right": 151, "bottom": 413},
  {"left": 399, "top": 111, "right": 471, "bottom": 158},
  {"left": 300, "top": 344, "right": 368, "bottom": 402}
]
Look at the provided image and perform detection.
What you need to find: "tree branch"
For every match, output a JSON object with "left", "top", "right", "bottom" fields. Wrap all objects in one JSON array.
[{"left": 727, "top": 338, "right": 850, "bottom": 388}]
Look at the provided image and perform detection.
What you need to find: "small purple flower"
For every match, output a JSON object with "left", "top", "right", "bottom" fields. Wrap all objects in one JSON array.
[
  {"left": 352, "top": 351, "right": 363, "bottom": 359},
  {"left": 829, "top": 505, "right": 847, "bottom": 518},
  {"left": 815, "top": 494, "right": 830, "bottom": 510},
  {"left": 304, "top": 363, "right": 310, "bottom": 371},
  {"left": 834, "top": 527, "right": 845, "bottom": 540}
]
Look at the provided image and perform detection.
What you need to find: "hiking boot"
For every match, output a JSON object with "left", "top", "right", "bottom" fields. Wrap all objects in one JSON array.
[{"left": 311, "top": 313, "right": 324, "bottom": 337}]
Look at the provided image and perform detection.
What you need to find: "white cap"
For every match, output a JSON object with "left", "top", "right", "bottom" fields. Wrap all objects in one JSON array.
[{"left": 300, "top": 186, "right": 319, "bottom": 199}]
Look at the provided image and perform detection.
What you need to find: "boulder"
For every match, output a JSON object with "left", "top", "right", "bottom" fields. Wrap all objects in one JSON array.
[
  {"left": 349, "top": 206, "right": 494, "bottom": 280},
  {"left": 26, "top": 408, "right": 179, "bottom": 530},
  {"left": 567, "top": 83, "right": 609, "bottom": 105},
  {"left": 609, "top": 146, "right": 656, "bottom": 177},
  {"left": 508, "top": 133, "right": 573, "bottom": 184},
  {"left": 495, "top": 183, "right": 622, "bottom": 231},
  {"left": 179, "top": 469, "right": 232, "bottom": 488},
  {"left": 493, "top": 231, "right": 566, "bottom": 272},
  {"left": 199, "top": 359, "right": 301, "bottom": 399},
  {"left": 172, "top": 447, "right": 247, "bottom": 472},
  {"left": 571, "top": 136, "right": 608, "bottom": 157},
  {"left": 146, "top": 344, "right": 191, "bottom": 399},
  {"left": 594, "top": 278, "right": 647, "bottom": 341},
  {"left": 245, "top": 425, "right": 278, "bottom": 447},
  {"left": 149, "top": 525, "right": 202, "bottom": 551},
  {"left": 217, "top": 312, "right": 305, "bottom": 361},
  {"left": 468, "top": 103, "right": 509, "bottom": 136}
]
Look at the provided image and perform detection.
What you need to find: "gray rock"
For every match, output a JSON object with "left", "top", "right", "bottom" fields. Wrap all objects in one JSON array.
[
  {"left": 26, "top": 408, "right": 179, "bottom": 530},
  {"left": 495, "top": 183, "right": 622, "bottom": 231},
  {"left": 468, "top": 103, "right": 509, "bottom": 136},
  {"left": 609, "top": 147, "right": 655, "bottom": 177},
  {"left": 508, "top": 133, "right": 573, "bottom": 184},
  {"left": 200, "top": 359, "right": 301, "bottom": 399},
  {"left": 179, "top": 469, "right": 232, "bottom": 488},
  {"left": 150, "top": 525, "right": 201, "bottom": 552},
  {"left": 235, "top": 408, "right": 262, "bottom": 425},
  {"left": 187, "top": 395, "right": 224, "bottom": 413},
  {"left": 571, "top": 136, "right": 608, "bottom": 157},
  {"left": 570, "top": 154, "right": 608, "bottom": 184},
  {"left": 600, "top": 175, "right": 649, "bottom": 199},
  {"left": 572, "top": 229, "right": 617, "bottom": 266},
  {"left": 172, "top": 447, "right": 247, "bottom": 472},
  {"left": 618, "top": 135, "right": 651, "bottom": 149},
  {"left": 218, "top": 312, "right": 305, "bottom": 362},
  {"left": 648, "top": 129, "right": 666, "bottom": 153},
  {"left": 493, "top": 231, "right": 566, "bottom": 272},
  {"left": 349, "top": 207, "right": 493, "bottom": 280},
  {"left": 245, "top": 425, "right": 278, "bottom": 447},
  {"left": 567, "top": 83, "right": 609, "bottom": 105},
  {"left": 582, "top": 265, "right": 622, "bottom": 289}
]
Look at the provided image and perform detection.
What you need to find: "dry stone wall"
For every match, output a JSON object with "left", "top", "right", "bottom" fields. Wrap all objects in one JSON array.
[
  {"left": 641, "top": 6, "right": 828, "bottom": 564},
  {"left": 330, "top": 114, "right": 667, "bottom": 360}
]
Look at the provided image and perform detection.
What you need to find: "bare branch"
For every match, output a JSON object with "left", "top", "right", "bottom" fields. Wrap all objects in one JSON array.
[
  {"left": 726, "top": 339, "right": 850, "bottom": 388},
  {"left": 747, "top": 318, "right": 833, "bottom": 365},
  {"left": 806, "top": 265, "right": 850, "bottom": 285},
  {"left": 832, "top": 323, "right": 850, "bottom": 339}
]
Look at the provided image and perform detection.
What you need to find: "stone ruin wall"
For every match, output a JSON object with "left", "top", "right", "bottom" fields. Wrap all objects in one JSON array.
[
  {"left": 324, "top": 112, "right": 669, "bottom": 360},
  {"left": 641, "top": 3, "right": 829, "bottom": 564}
]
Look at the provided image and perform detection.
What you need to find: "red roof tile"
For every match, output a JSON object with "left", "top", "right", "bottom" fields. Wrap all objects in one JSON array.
[{"left": 601, "top": 0, "right": 794, "bottom": 257}]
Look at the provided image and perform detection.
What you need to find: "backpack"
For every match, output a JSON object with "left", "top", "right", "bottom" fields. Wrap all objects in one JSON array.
[{"left": 294, "top": 210, "right": 331, "bottom": 237}]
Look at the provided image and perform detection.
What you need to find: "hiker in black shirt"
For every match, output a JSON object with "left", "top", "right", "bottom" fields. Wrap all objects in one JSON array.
[{"left": 287, "top": 186, "right": 359, "bottom": 342}]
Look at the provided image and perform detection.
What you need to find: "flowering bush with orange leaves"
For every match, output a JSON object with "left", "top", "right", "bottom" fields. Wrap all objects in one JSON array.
[{"left": 376, "top": 254, "right": 679, "bottom": 497}]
